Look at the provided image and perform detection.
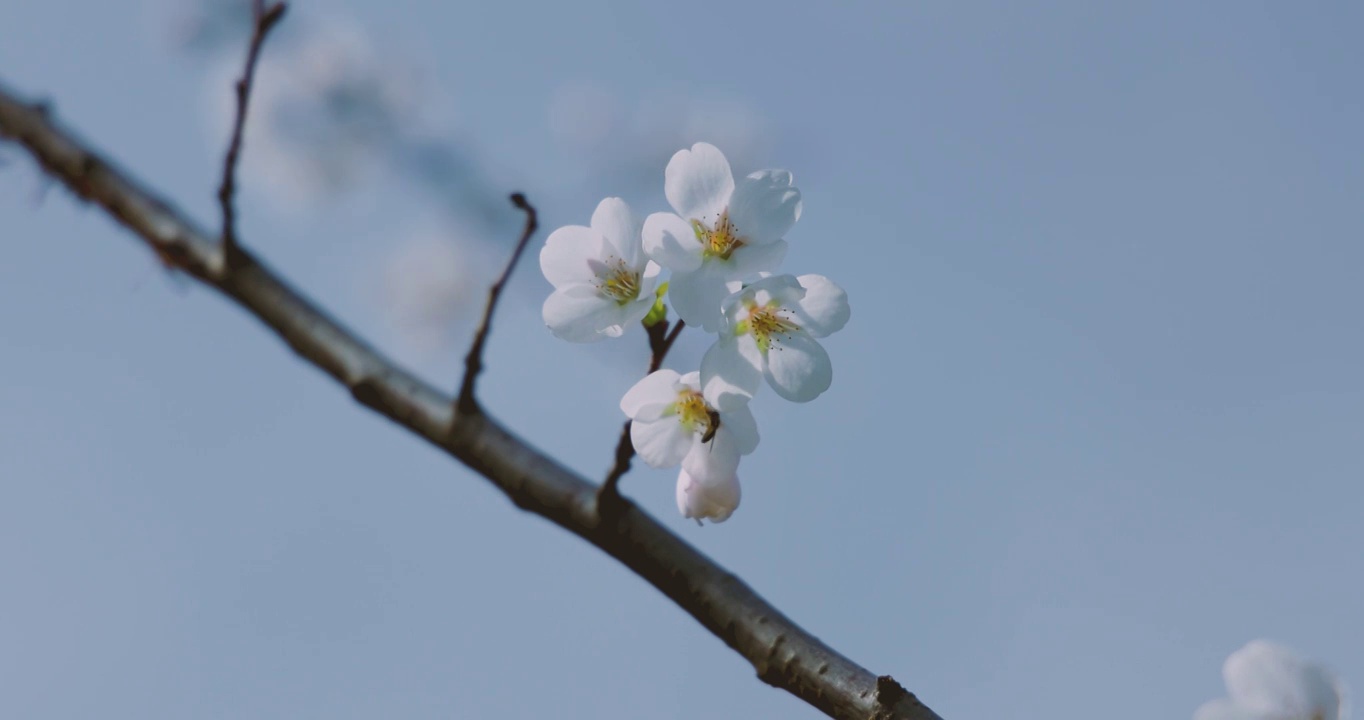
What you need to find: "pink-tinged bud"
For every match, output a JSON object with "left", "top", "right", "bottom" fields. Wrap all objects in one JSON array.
[{"left": 676, "top": 468, "right": 741, "bottom": 525}]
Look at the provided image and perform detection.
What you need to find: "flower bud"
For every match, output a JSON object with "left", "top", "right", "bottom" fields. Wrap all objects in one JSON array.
[{"left": 676, "top": 468, "right": 741, "bottom": 524}]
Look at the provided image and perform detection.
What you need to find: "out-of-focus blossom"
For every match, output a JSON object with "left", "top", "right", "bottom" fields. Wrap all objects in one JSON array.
[
  {"left": 1195, "top": 640, "right": 1348, "bottom": 720},
  {"left": 150, "top": 0, "right": 253, "bottom": 53},
  {"left": 547, "top": 85, "right": 775, "bottom": 198},
  {"left": 381, "top": 231, "right": 482, "bottom": 356},
  {"left": 548, "top": 81, "right": 621, "bottom": 152},
  {"left": 200, "top": 19, "right": 419, "bottom": 206},
  {"left": 249, "top": 22, "right": 413, "bottom": 201}
]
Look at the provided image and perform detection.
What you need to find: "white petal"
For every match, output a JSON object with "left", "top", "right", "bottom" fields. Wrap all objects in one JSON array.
[
  {"left": 540, "top": 225, "right": 605, "bottom": 288},
  {"left": 677, "top": 371, "right": 701, "bottom": 390},
  {"left": 717, "top": 403, "right": 759, "bottom": 455},
  {"left": 590, "top": 197, "right": 644, "bottom": 268},
  {"left": 664, "top": 142, "right": 734, "bottom": 222},
  {"left": 727, "top": 169, "right": 801, "bottom": 245},
  {"left": 618, "top": 293, "right": 658, "bottom": 330},
  {"left": 793, "top": 274, "right": 850, "bottom": 338},
  {"left": 675, "top": 467, "right": 741, "bottom": 524},
  {"left": 1225, "top": 641, "right": 1343, "bottom": 720},
  {"left": 642, "top": 212, "right": 704, "bottom": 272},
  {"left": 669, "top": 265, "right": 731, "bottom": 332},
  {"left": 543, "top": 285, "right": 624, "bottom": 342},
  {"left": 741, "top": 273, "right": 804, "bottom": 308},
  {"left": 1193, "top": 699, "right": 1270, "bottom": 720},
  {"left": 620, "top": 369, "right": 681, "bottom": 419},
  {"left": 631, "top": 416, "right": 694, "bottom": 468},
  {"left": 719, "top": 284, "right": 750, "bottom": 332},
  {"left": 683, "top": 433, "right": 741, "bottom": 481},
  {"left": 701, "top": 335, "right": 763, "bottom": 412},
  {"left": 726, "top": 239, "right": 788, "bottom": 278},
  {"left": 629, "top": 403, "right": 671, "bottom": 423},
  {"left": 764, "top": 330, "right": 832, "bottom": 402}
]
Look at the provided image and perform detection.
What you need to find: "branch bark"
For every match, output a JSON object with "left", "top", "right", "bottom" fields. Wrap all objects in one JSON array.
[{"left": 0, "top": 81, "right": 943, "bottom": 720}]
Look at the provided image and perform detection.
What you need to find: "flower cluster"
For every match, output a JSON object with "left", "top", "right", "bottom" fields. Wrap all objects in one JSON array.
[
  {"left": 1195, "top": 640, "right": 1347, "bottom": 720},
  {"left": 540, "top": 142, "right": 850, "bottom": 524}
]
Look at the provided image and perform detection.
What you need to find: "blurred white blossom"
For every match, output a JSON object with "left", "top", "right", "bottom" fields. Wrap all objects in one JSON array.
[
  {"left": 203, "top": 19, "right": 420, "bottom": 205},
  {"left": 146, "top": 0, "right": 252, "bottom": 52},
  {"left": 1196, "top": 641, "right": 1348, "bottom": 720},
  {"left": 548, "top": 84, "right": 775, "bottom": 194},
  {"left": 547, "top": 81, "right": 620, "bottom": 152},
  {"left": 380, "top": 229, "right": 490, "bottom": 357}
]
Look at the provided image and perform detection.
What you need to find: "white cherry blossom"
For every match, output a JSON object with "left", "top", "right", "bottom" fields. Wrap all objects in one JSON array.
[
  {"left": 700, "top": 273, "right": 850, "bottom": 410},
  {"left": 676, "top": 467, "right": 741, "bottom": 524},
  {"left": 540, "top": 197, "right": 661, "bottom": 342},
  {"left": 1195, "top": 640, "right": 1348, "bottom": 720},
  {"left": 642, "top": 142, "right": 801, "bottom": 332},
  {"left": 619, "top": 369, "right": 759, "bottom": 482}
]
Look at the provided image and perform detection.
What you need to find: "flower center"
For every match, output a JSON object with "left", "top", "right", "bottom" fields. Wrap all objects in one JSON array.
[
  {"left": 738, "top": 302, "right": 800, "bottom": 353},
  {"left": 595, "top": 256, "right": 641, "bottom": 304},
  {"left": 674, "top": 390, "right": 719, "bottom": 439},
  {"left": 691, "top": 210, "right": 745, "bottom": 260}
]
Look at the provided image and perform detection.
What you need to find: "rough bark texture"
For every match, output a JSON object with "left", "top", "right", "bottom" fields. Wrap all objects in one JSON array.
[{"left": 0, "top": 81, "right": 944, "bottom": 720}]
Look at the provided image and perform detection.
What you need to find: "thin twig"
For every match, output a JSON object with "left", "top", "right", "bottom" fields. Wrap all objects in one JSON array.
[
  {"left": 457, "top": 193, "right": 538, "bottom": 415},
  {"left": 600, "top": 318, "right": 687, "bottom": 498},
  {"left": 599, "top": 420, "right": 635, "bottom": 502},
  {"left": 216, "top": 0, "right": 287, "bottom": 267},
  {"left": 652, "top": 318, "right": 685, "bottom": 373}
]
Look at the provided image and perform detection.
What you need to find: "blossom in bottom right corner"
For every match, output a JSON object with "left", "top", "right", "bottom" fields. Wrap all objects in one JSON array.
[{"left": 1195, "top": 640, "right": 1348, "bottom": 720}]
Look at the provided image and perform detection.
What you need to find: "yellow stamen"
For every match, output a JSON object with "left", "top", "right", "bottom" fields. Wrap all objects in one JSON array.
[
  {"left": 674, "top": 390, "right": 718, "bottom": 438},
  {"left": 691, "top": 210, "right": 745, "bottom": 260},
  {"left": 595, "top": 256, "right": 641, "bottom": 304},
  {"left": 741, "top": 302, "right": 799, "bottom": 353}
]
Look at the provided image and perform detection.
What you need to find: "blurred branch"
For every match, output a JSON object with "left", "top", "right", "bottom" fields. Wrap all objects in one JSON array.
[
  {"left": 457, "top": 192, "right": 537, "bottom": 414},
  {"left": 217, "top": 0, "right": 286, "bottom": 265},
  {"left": 0, "top": 82, "right": 942, "bottom": 720},
  {"left": 653, "top": 319, "right": 686, "bottom": 373},
  {"left": 600, "top": 318, "right": 685, "bottom": 498}
]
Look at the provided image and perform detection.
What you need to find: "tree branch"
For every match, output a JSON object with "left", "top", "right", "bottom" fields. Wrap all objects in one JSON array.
[
  {"left": 0, "top": 82, "right": 942, "bottom": 720},
  {"left": 653, "top": 318, "right": 686, "bottom": 371},
  {"left": 216, "top": 0, "right": 286, "bottom": 266}
]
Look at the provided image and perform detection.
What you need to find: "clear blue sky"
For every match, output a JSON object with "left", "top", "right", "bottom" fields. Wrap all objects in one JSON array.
[{"left": 2, "top": 1, "right": 1361, "bottom": 718}]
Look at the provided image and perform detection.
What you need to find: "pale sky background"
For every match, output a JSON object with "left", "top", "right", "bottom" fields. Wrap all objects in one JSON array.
[{"left": 2, "top": 2, "right": 1362, "bottom": 719}]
